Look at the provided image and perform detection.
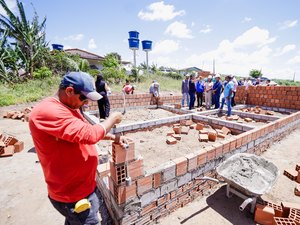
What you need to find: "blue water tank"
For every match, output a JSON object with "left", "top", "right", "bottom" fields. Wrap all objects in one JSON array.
[
  {"left": 142, "top": 40, "right": 152, "bottom": 51},
  {"left": 129, "top": 31, "right": 139, "bottom": 39},
  {"left": 52, "top": 44, "right": 64, "bottom": 51},
  {"left": 128, "top": 38, "right": 139, "bottom": 50}
]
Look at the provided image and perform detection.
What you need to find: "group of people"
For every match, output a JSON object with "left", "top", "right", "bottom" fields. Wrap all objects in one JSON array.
[
  {"left": 181, "top": 73, "right": 238, "bottom": 116},
  {"left": 95, "top": 75, "right": 160, "bottom": 121}
]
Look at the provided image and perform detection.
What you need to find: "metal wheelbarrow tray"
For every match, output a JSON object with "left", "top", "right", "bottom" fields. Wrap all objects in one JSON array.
[{"left": 216, "top": 153, "right": 279, "bottom": 213}]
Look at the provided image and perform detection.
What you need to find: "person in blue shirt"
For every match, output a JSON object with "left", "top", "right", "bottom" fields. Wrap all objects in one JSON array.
[
  {"left": 219, "top": 75, "right": 234, "bottom": 116},
  {"left": 195, "top": 76, "right": 204, "bottom": 107},
  {"left": 212, "top": 74, "right": 222, "bottom": 109}
]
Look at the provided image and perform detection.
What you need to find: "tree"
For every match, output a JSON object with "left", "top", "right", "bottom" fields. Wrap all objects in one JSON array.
[
  {"left": 0, "top": 0, "right": 48, "bottom": 76},
  {"left": 101, "top": 53, "right": 126, "bottom": 83},
  {"left": 249, "top": 69, "right": 263, "bottom": 78}
]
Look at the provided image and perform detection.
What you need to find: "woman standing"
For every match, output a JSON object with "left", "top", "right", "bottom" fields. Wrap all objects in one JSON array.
[
  {"left": 95, "top": 74, "right": 111, "bottom": 120},
  {"left": 204, "top": 75, "right": 213, "bottom": 110}
]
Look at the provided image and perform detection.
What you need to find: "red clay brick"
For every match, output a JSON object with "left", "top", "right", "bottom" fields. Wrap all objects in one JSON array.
[
  {"left": 273, "top": 217, "right": 296, "bottom": 225},
  {"left": 196, "top": 123, "right": 204, "bottom": 130},
  {"left": 185, "top": 153, "right": 198, "bottom": 172},
  {"left": 127, "top": 158, "right": 144, "bottom": 180},
  {"left": 213, "top": 142, "right": 223, "bottom": 158},
  {"left": 289, "top": 208, "right": 300, "bottom": 225},
  {"left": 284, "top": 169, "right": 298, "bottom": 181},
  {"left": 205, "top": 146, "right": 216, "bottom": 161},
  {"left": 254, "top": 204, "right": 275, "bottom": 225},
  {"left": 112, "top": 140, "right": 135, "bottom": 164},
  {"left": 14, "top": 141, "right": 24, "bottom": 153},
  {"left": 0, "top": 145, "right": 14, "bottom": 157},
  {"left": 280, "top": 202, "right": 300, "bottom": 219},
  {"left": 166, "top": 136, "right": 177, "bottom": 144},
  {"left": 108, "top": 177, "right": 137, "bottom": 205},
  {"left": 199, "top": 134, "right": 209, "bottom": 142},
  {"left": 171, "top": 134, "right": 181, "bottom": 140},
  {"left": 137, "top": 175, "right": 153, "bottom": 195},
  {"left": 221, "top": 126, "right": 231, "bottom": 135},
  {"left": 153, "top": 172, "right": 161, "bottom": 188},
  {"left": 208, "top": 130, "right": 217, "bottom": 142},
  {"left": 220, "top": 140, "right": 230, "bottom": 154},
  {"left": 173, "top": 126, "right": 182, "bottom": 134},
  {"left": 172, "top": 157, "right": 188, "bottom": 176},
  {"left": 196, "top": 149, "right": 207, "bottom": 166}
]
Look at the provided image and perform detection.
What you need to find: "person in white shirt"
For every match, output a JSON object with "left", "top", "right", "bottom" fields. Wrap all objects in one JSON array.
[{"left": 204, "top": 75, "right": 213, "bottom": 110}]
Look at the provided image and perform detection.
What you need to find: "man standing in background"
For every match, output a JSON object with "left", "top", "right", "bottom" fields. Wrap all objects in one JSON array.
[
  {"left": 181, "top": 74, "right": 190, "bottom": 107},
  {"left": 195, "top": 76, "right": 204, "bottom": 107},
  {"left": 212, "top": 74, "right": 222, "bottom": 109}
]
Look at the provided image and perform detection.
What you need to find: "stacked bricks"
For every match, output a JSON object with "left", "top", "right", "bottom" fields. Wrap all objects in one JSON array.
[
  {"left": 86, "top": 93, "right": 182, "bottom": 111},
  {"left": 235, "top": 85, "right": 300, "bottom": 110},
  {"left": 0, "top": 132, "right": 24, "bottom": 157},
  {"left": 2, "top": 107, "right": 32, "bottom": 122},
  {"left": 109, "top": 139, "right": 142, "bottom": 204}
]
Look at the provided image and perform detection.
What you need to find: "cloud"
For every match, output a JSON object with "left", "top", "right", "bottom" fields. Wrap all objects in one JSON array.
[
  {"left": 152, "top": 39, "right": 179, "bottom": 55},
  {"left": 200, "top": 25, "right": 212, "bottom": 34},
  {"left": 88, "top": 38, "right": 97, "bottom": 49},
  {"left": 287, "top": 55, "right": 300, "bottom": 64},
  {"left": 138, "top": 1, "right": 185, "bottom": 21},
  {"left": 184, "top": 27, "right": 275, "bottom": 75},
  {"left": 165, "top": 21, "right": 193, "bottom": 39},
  {"left": 242, "top": 17, "right": 252, "bottom": 23},
  {"left": 0, "top": 0, "right": 17, "bottom": 15},
  {"left": 275, "top": 44, "right": 296, "bottom": 56},
  {"left": 279, "top": 20, "right": 298, "bottom": 30},
  {"left": 232, "top": 26, "right": 276, "bottom": 48},
  {"left": 63, "top": 34, "right": 84, "bottom": 41}
]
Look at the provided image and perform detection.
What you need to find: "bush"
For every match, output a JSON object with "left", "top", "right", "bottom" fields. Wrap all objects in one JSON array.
[{"left": 33, "top": 66, "right": 53, "bottom": 79}]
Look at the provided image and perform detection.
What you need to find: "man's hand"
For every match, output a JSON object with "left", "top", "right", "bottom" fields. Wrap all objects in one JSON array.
[{"left": 110, "top": 112, "right": 122, "bottom": 125}]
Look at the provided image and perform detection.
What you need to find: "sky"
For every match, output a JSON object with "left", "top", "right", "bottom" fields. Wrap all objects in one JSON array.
[{"left": 1, "top": 0, "right": 300, "bottom": 80}]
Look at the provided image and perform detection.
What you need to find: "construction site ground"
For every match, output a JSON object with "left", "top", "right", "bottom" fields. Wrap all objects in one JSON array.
[{"left": 1, "top": 104, "right": 300, "bottom": 225}]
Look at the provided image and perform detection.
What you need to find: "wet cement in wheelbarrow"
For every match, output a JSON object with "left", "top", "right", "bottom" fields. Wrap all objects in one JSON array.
[{"left": 218, "top": 154, "right": 278, "bottom": 195}]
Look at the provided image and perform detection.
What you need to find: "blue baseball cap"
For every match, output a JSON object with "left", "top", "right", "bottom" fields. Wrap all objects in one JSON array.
[{"left": 61, "top": 71, "right": 102, "bottom": 101}]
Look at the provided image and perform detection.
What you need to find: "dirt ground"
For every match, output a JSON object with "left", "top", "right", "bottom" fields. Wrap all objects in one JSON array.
[
  {"left": 118, "top": 108, "right": 177, "bottom": 125},
  {"left": 1, "top": 104, "right": 300, "bottom": 225}
]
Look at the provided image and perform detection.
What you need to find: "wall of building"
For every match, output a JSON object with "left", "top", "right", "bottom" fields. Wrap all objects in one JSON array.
[
  {"left": 87, "top": 93, "right": 182, "bottom": 111},
  {"left": 235, "top": 86, "right": 300, "bottom": 110}
]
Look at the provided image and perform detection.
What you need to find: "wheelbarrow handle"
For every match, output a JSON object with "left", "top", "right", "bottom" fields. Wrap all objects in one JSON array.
[{"left": 195, "top": 176, "right": 226, "bottom": 184}]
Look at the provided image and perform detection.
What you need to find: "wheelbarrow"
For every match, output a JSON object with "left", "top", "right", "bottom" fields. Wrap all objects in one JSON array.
[{"left": 197, "top": 153, "right": 279, "bottom": 213}]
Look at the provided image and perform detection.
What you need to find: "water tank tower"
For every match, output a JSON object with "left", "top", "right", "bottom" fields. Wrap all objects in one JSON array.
[
  {"left": 128, "top": 31, "right": 139, "bottom": 68},
  {"left": 142, "top": 40, "right": 152, "bottom": 72}
]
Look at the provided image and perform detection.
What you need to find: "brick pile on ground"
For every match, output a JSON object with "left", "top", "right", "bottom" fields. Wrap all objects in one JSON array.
[
  {"left": 240, "top": 106, "right": 275, "bottom": 116},
  {"left": 255, "top": 200, "right": 300, "bottom": 225},
  {"left": 166, "top": 120, "right": 230, "bottom": 145},
  {"left": 0, "top": 132, "right": 24, "bottom": 157},
  {"left": 283, "top": 163, "right": 300, "bottom": 197},
  {"left": 220, "top": 115, "right": 256, "bottom": 123},
  {"left": 2, "top": 107, "right": 32, "bottom": 122}
]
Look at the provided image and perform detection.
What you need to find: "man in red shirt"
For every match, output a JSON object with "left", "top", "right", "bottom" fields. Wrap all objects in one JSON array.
[{"left": 29, "top": 71, "right": 125, "bottom": 225}]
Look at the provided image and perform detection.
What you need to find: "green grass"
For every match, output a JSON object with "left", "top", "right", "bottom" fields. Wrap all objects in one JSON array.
[
  {"left": 1, "top": 73, "right": 299, "bottom": 107},
  {"left": 110, "top": 74, "right": 182, "bottom": 94},
  {"left": 0, "top": 76, "right": 61, "bottom": 106}
]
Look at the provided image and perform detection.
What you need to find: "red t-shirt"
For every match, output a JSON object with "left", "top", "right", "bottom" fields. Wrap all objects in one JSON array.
[{"left": 29, "top": 97, "right": 105, "bottom": 203}]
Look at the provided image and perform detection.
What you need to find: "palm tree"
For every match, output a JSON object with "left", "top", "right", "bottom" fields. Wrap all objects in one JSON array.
[{"left": 0, "top": 0, "right": 47, "bottom": 76}]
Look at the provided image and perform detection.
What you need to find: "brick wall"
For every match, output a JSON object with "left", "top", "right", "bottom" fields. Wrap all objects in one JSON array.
[
  {"left": 87, "top": 93, "right": 182, "bottom": 111},
  {"left": 96, "top": 111, "right": 300, "bottom": 225},
  {"left": 235, "top": 86, "right": 300, "bottom": 110}
]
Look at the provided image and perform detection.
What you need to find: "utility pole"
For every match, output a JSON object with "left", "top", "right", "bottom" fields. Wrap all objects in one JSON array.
[{"left": 293, "top": 72, "right": 296, "bottom": 82}]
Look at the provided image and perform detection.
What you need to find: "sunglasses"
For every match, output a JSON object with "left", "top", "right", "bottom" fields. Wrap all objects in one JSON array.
[{"left": 79, "top": 94, "right": 87, "bottom": 101}]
